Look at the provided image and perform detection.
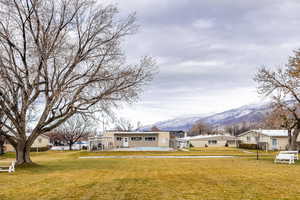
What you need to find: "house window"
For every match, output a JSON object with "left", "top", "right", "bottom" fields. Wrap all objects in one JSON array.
[
  {"left": 227, "top": 140, "right": 235, "bottom": 145},
  {"left": 247, "top": 136, "right": 250, "bottom": 143},
  {"left": 38, "top": 138, "right": 42, "bottom": 143},
  {"left": 272, "top": 139, "right": 277, "bottom": 148},
  {"left": 145, "top": 136, "right": 156, "bottom": 141},
  {"left": 116, "top": 137, "right": 122, "bottom": 141},
  {"left": 131, "top": 137, "right": 142, "bottom": 141},
  {"left": 208, "top": 140, "right": 217, "bottom": 144}
]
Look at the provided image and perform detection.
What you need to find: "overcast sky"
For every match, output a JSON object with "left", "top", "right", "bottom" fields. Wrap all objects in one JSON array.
[{"left": 101, "top": 0, "right": 300, "bottom": 125}]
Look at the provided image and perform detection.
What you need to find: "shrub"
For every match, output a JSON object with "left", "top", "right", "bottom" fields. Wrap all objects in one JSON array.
[
  {"left": 82, "top": 146, "right": 88, "bottom": 150},
  {"left": 30, "top": 146, "right": 51, "bottom": 152},
  {"left": 238, "top": 143, "right": 257, "bottom": 149}
]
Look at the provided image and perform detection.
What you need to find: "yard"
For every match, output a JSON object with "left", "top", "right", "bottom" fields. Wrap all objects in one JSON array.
[{"left": 0, "top": 148, "right": 300, "bottom": 200}]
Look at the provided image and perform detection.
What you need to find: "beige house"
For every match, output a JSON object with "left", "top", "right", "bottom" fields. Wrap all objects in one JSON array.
[
  {"left": 178, "top": 135, "right": 237, "bottom": 148},
  {"left": 238, "top": 129, "right": 300, "bottom": 150},
  {"left": 31, "top": 134, "right": 51, "bottom": 148},
  {"left": 4, "top": 134, "right": 50, "bottom": 152},
  {"left": 89, "top": 131, "right": 171, "bottom": 151}
]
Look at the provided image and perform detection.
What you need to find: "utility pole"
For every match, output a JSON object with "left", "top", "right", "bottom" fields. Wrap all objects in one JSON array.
[{"left": 256, "top": 129, "right": 261, "bottom": 160}]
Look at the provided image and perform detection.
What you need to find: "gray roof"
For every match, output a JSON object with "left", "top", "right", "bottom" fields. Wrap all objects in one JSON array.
[
  {"left": 239, "top": 129, "right": 288, "bottom": 137},
  {"left": 179, "top": 134, "right": 237, "bottom": 141}
]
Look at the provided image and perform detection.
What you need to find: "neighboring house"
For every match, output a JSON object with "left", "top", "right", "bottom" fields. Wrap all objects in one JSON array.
[
  {"left": 4, "top": 134, "right": 50, "bottom": 152},
  {"left": 50, "top": 141, "right": 89, "bottom": 151},
  {"left": 169, "top": 131, "right": 186, "bottom": 148},
  {"left": 238, "top": 129, "right": 300, "bottom": 150},
  {"left": 32, "top": 134, "right": 50, "bottom": 148},
  {"left": 177, "top": 134, "right": 237, "bottom": 148},
  {"left": 89, "top": 131, "right": 171, "bottom": 151}
]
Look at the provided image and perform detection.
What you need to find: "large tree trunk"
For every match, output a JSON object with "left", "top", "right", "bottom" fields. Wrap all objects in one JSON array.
[
  {"left": 0, "top": 144, "right": 4, "bottom": 155},
  {"left": 288, "top": 129, "right": 293, "bottom": 150},
  {"left": 0, "top": 135, "right": 5, "bottom": 155},
  {"left": 288, "top": 129, "right": 299, "bottom": 151},
  {"left": 15, "top": 141, "right": 33, "bottom": 165},
  {"left": 69, "top": 143, "right": 73, "bottom": 151},
  {"left": 290, "top": 135, "right": 298, "bottom": 151}
]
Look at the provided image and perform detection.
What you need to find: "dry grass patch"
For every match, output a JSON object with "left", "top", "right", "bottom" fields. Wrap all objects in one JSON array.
[{"left": 0, "top": 150, "right": 299, "bottom": 200}]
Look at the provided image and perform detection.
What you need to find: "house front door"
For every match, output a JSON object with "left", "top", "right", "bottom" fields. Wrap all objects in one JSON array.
[
  {"left": 123, "top": 137, "right": 129, "bottom": 147},
  {"left": 272, "top": 139, "right": 277, "bottom": 150}
]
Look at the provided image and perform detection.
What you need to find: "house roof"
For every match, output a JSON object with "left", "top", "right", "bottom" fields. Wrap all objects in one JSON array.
[
  {"left": 25, "top": 133, "right": 50, "bottom": 139},
  {"left": 5, "top": 132, "right": 50, "bottom": 139},
  {"left": 108, "top": 131, "right": 168, "bottom": 135},
  {"left": 178, "top": 134, "right": 237, "bottom": 141},
  {"left": 239, "top": 129, "right": 288, "bottom": 137}
]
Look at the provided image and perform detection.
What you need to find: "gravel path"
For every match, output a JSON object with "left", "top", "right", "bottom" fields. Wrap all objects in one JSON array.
[{"left": 79, "top": 155, "right": 235, "bottom": 159}]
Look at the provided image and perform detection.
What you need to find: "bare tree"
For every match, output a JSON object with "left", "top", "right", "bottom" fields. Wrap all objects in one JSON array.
[
  {"left": 0, "top": 0, "right": 155, "bottom": 165},
  {"left": 188, "top": 121, "right": 214, "bottom": 136},
  {"left": 45, "top": 131, "right": 63, "bottom": 146},
  {"left": 150, "top": 126, "right": 161, "bottom": 131},
  {"left": 55, "top": 115, "right": 91, "bottom": 150},
  {"left": 114, "top": 117, "right": 135, "bottom": 131},
  {"left": 0, "top": 110, "right": 9, "bottom": 155},
  {"left": 262, "top": 106, "right": 291, "bottom": 129},
  {"left": 254, "top": 50, "right": 300, "bottom": 150},
  {"left": 136, "top": 121, "right": 142, "bottom": 130}
]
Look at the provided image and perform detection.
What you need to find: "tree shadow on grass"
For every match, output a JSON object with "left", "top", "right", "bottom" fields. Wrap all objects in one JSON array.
[{"left": 17, "top": 159, "right": 126, "bottom": 174}]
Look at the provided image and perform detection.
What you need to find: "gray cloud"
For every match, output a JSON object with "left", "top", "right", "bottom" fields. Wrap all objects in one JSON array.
[{"left": 102, "top": 0, "right": 300, "bottom": 124}]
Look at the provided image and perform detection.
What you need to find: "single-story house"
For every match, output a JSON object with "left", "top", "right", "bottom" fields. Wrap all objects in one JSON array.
[
  {"left": 238, "top": 129, "right": 300, "bottom": 150},
  {"left": 177, "top": 134, "right": 238, "bottom": 148},
  {"left": 88, "top": 131, "right": 171, "bottom": 151},
  {"left": 4, "top": 134, "right": 51, "bottom": 152}
]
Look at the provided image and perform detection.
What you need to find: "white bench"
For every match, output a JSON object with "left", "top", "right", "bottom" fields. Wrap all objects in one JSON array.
[
  {"left": 279, "top": 151, "right": 299, "bottom": 160},
  {"left": 274, "top": 154, "right": 295, "bottom": 164},
  {"left": 0, "top": 161, "right": 16, "bottom": 173}
]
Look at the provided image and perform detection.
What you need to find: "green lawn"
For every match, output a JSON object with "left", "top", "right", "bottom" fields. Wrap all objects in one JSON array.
[{"left": 0, "top": 148, "right": 299, "bottom": 200}]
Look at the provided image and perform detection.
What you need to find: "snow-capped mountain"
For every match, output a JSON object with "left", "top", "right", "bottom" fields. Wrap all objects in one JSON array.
[
  {"left": 142, "top": 102, "right": 273, "bottom": 131},
  {"left": 141, "top": 113, "right": 214, "bottom": 131}
]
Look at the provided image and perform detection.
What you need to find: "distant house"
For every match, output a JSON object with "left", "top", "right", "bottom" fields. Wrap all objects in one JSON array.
[
  {"left": 238, "top": 129, "right": 300, "bottom": 150},
  {"left": 88, "top": 131, "right": 172, "bottom": 151},
  {"left": 177, "top": 134, "right": 237, "bottom": 148},
  {"left": 4, "top": 134, "right": 50, "bottom": 152}
]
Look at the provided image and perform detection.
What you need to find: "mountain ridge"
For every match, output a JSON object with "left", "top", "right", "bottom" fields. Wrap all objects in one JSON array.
[{"left": 141, "top": 102, "right": 273, "bottom": 131}]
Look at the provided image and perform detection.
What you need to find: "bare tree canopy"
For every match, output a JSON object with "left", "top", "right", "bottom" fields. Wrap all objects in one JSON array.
[
  {"left": 150, "top": 126, "right": 160, "bottom": 132},
  {"left": 224, "top": 122, "right": 258, "bottom": 136},
  {"left": 114, "top": 117, "right": 135, "bottom": 131},
  {"left": 0, "top": 0, "right": 155, "bottom": 164},
  {"left": 188, "top": 121, "right": 214, "bottom": 136},
  {"left": 55, "top": 114, "right": 92, "bottom": 150},
  {"left": 262, "top": 106, "right": 293, "bottom": 129},
  {"left": 254, "top": 50, "right": 300, "bottom": 150}
]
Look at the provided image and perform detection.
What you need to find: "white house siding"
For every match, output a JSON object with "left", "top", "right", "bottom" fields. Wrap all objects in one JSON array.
[
  {"left": 4, "top": 135, "right": 50, "bottom": 152},
  {"left": 190, "top": 140, "right": 227, "bottom": 147},
  {"left": 102, "top": 131, "right": 170, "bottom": 148},
  {"left": 158, "top": 132, "right": 170, "bottom": 147},
  {"left": 273, "top": 137, "right": 289, "bottom": 150},
  {"left": 188, "top": 135, "right": 237, "bottom": 148},
  {"left": 114, "top": 133, "right": 158, "bottom": 148},
  {"left": 31, "top": 135, "right": 50, "bottom": 148},
  {"left": 238, "top": 130, "right": 300, "bottom": 150}
]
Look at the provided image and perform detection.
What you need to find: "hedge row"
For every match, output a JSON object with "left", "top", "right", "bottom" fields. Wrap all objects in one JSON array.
[
  {"left": 30, "top": 146, "right": 51, "bottom": 152},
  {"left": 238, "top": 143, "right": 257, "bottom": 149}
]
